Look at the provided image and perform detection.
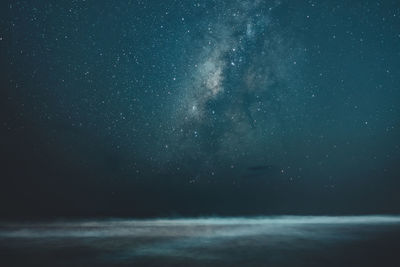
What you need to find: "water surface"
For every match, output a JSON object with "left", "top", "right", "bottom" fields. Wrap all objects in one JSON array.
[{"left": 1, "top": 216, "right": 400, "bottom": 266}]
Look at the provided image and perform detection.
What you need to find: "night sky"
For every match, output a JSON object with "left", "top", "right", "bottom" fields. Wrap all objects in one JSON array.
[{"left": 1, "top": 0, "right": 400, "bottom": 218}]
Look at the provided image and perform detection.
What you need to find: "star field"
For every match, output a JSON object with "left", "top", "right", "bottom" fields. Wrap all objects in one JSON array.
[{"left": 1, "top": 0, "right": 400, "bottom": 217}]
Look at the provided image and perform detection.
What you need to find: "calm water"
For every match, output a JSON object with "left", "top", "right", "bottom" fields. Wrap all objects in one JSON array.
[{"left": 1, "top": 216, "right": 400, "bottom": 266}]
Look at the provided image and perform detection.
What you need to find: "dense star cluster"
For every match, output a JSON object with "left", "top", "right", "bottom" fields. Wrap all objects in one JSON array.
[{"left": 1, "top": 0, "right": 400, "bottom": 216}]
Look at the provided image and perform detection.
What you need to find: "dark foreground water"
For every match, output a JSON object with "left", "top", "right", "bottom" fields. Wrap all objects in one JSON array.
[{"left": 1, "top": 216, "right": 400, "bottom": 266}]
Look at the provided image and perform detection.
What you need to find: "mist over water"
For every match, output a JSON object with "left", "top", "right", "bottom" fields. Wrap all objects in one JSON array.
[{"left": 1, "top": 216, "right": 400, "bottom": 266}]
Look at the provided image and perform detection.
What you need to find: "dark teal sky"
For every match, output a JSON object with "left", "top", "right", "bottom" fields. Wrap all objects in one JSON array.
[{"left": 1, "top": 0, "right": 400, "bottom": 217}]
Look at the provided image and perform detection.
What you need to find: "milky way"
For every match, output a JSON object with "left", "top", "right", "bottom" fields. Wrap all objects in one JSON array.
[{"left": 157, "top": 1, "right": 305, "bottom": 178}]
